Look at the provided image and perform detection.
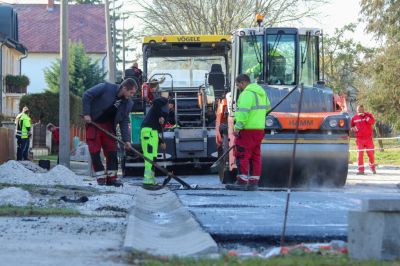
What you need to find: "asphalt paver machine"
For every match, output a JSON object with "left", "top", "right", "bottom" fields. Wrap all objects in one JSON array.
[{"left": 122, "top": 35, "right": 231, "bottom": 176}]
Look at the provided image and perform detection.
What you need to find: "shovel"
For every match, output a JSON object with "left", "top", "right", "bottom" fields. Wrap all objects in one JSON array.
[
  {"left": 210, "top": 144, "right": 235, "bottom": 172},
  {"left": 88, "top": 121, "right": 196, "bottom": 189}
]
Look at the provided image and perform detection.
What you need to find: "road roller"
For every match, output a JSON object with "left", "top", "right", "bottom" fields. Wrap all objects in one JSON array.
[{"left": 216, "top": 25, "right": 350, "bottom": 187}]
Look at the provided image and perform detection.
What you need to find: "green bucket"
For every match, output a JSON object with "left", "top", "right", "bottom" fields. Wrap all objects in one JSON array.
[{"left": 130, "top": 112, "right": 144, "bottom": 144}]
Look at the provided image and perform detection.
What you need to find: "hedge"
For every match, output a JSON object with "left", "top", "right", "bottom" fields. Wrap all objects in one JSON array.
[{"left": 19, "top": 92, "right": 83, "bottom": 126}]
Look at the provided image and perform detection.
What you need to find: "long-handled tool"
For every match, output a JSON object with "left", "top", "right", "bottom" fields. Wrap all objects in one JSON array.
[
  {"left": 88, "top": 121, "right": 196, "bottom": 189},
  {"left": 160, "top": 126, "right": 167, "bottom": 168},
  {"left": 210, "top": 144, "right": 235, "bottom": 172}
]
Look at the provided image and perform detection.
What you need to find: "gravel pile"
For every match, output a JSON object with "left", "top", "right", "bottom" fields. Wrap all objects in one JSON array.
[
  {"left": 0, "top": 160, "right": 34, "bottom": 181},
  {"left": 19, "top": 160, "right": 48, "bottom": 173},
  {"left": 0, "top": 161, "right": 84, "bottom": 186},
  {"left": 0, "top": 187, "right": 32, "bottom": 206}
]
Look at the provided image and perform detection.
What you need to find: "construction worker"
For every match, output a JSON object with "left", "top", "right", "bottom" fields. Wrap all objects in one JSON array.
[
  {"left": 124, "top": 62, "right": 143, "bottom": 87},
  {"left": 245, "top": 62, "right": 262, "bottom": 80},
  {"left": 142, "top": 77, "right": 165, "bottom": 105},
  {"left": 351, "top": 105, "right": 376, "bottom": 175},
  {"left": 15, "top": 106, "right": 31, "bottom": 161},
  {"left": 82, "top": 78, "right": 137, "bottom": 186},
  {"left": 46, "top": 123, "right": 59, "bottom": 163},
  {"left": 226, "top": 74, "right": 271, "bottom": 191},
  {"left": 140, "top": 93, "right": 169, "bottom": 190},
  {"left": 165, "top": 99, "right": 176, "bottom": 127}
]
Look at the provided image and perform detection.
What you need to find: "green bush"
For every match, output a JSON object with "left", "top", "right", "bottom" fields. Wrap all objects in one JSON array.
[
  {"left": 5, "top": 74, "right": 30, "bottom": 87},
  {"left": 19, "top": 91, "right": 83, "bottom": 126}
]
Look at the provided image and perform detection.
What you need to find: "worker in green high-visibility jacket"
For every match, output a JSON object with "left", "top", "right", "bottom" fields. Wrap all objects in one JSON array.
[
  {"left": 226, "top": 74, "right": 271, "bottom": 191},
  {"left": 245, "top": 49, "right": 286, "bottom": 84},
  {"left": 15, "top": 106, "right": 31, "bottom": 161},
  {"left": 140, "top": 93, "right": 170, "bottom": 190}
]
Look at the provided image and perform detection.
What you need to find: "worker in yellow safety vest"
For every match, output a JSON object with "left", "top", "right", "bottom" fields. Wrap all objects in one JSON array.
[{"left": 15, "top": 106, "right": 31, "bottom": 161}]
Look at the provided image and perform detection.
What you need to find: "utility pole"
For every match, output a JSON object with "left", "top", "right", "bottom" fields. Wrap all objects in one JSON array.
[
  {"left": 122, "top": 14, "right": 126, "bottom": 74},
  {"left": 329, "top": 51, "right": 333, "bottom": 81},
  {"left": 105, "top": 0, "right": 115, "bottom": 82},
  {"left": 112, "top": 0, "right": 117, "bottom": 80},
  {"left": 59, "top": 0, "right": 70, "bottom": 167}
]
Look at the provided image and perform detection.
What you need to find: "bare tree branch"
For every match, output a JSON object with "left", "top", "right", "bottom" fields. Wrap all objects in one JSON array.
[{"left": 133, "top": 0, "right": 327, "bottom": 35}]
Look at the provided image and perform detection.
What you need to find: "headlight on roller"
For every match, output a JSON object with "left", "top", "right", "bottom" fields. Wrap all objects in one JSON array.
[
  {"left": 266, "top": 118, "right": 274, "bottom": 127},
  {"left": 329, "top": 119, "right": 338, "bottom": 128}
]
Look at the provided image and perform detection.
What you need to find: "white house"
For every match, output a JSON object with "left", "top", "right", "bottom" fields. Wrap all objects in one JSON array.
[
  {"left": 0, "top": 5, "right": 28, "bottom": 118},
  {"left": 13, "top": 1, "right": 108, "bottom": 94}
]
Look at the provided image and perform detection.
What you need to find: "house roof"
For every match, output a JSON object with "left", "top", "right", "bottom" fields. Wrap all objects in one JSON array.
[
  {"left": 0, "top": 35, "right": 27, "bottom": 54},
  {"left": 13, "top": 4, "right": 106, "bottom": 54}
]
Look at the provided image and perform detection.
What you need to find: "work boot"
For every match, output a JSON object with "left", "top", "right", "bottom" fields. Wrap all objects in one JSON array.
[
  {"left": 142, "top": 176, "right": 162, "bottom": 190},
  {"left": 356, "top": 171, "right": 365, "bottom": 175},
  {"left": 106, "top": 175, "right": 123, "bottom": 187},
  {"left": 225, "top": 175, "right": 248, "bottom": 191},
  {"left": 247, "top": 177, "right": 259, "bottom": 191},
  {"left": 96, "top": 176, "right": 107, "bottom": 186},
  {"left": 142, "top": 183, "right": 163, "bottom": 190}
]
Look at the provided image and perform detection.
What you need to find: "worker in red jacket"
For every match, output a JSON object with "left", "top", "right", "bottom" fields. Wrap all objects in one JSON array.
[
  {"left": 351, "top": 105, "right": 376, "bottom": 175},
  {"left": 47, "top": 123, "right": 59, "bottom": 145},
  {"left": 47, "top": 123, "right": 60, "bottom": 164}
]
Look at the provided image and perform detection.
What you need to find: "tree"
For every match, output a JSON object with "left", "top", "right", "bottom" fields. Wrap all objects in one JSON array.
[
  {"left": 112, "top": 5, "right": 136, "bottom": 67},
  {"left": 360, "top": 0, "right": 400, "bottom": 42},
  {"left": 322, "top": 24, "right": 372, "bottom": 93},
  {"left": 357, "top": 43, "right": 400, "bottom": 130},
  {"left": 44, "top": 42, "right": 106, "bottom": 97},
  {"left": 68, "top": 1, "right": 136, "bottom": 70},
  {"left": 357, "top": 0, "right": 400, "bottom": 130},
  {"left": 135, "top": 0, "right": 327, "bottom": 35}
]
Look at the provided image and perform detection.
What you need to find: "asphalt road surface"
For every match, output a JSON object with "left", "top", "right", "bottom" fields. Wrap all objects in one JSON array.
[{"left": 128, "top": 164, "right": 400, "bottom": 243}]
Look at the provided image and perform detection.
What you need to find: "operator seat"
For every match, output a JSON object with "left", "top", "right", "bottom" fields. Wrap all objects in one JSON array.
[{"left": 208, "top": 64, "right": 225, "bottom": 97}]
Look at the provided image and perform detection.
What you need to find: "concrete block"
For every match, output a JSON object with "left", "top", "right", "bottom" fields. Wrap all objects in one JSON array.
[
  {"left": 348, "top": 210, "right": 400, "bottom": 260},
  {"left": 362, "top": 199, "right": 400, "bottom": 212},
  {"left": 124, "top": 188, "right": 218, "bottom": 257}
]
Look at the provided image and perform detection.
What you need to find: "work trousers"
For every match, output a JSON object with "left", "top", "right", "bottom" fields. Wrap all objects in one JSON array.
[
  {"left": 140, "top": 127, "right": 159, "bottom": 181},
  {"left": 86, "top": 122, "right": 118, "bottom": 177},
  {"left": 356, "top": 137, "right": 375, "bottom": 172},
  {"left": 16, "top": 136, "right": 29, "bottom": 161},
  {"left": 235, "top": 129, "right": 264, "bottom": 182}
]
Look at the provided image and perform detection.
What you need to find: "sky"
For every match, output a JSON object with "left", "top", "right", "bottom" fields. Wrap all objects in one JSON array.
[{"left": 299, "top": 0, "right": 377, "bottom": 47}]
